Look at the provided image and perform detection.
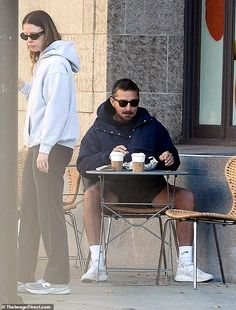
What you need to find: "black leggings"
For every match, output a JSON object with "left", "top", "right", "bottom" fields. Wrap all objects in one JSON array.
[{"left": 17, "top": 144, "right": 72, "bottom": 284}]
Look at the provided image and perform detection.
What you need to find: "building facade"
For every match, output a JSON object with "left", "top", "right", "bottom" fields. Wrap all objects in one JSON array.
[
  {"left": 18, "top": 0, "right": 236, "bottom": 282},
  {"left": 19, "top": 1, "right": 236, "bottom": 147},
  {"left": 18, "top": 0, "right": 185, "bottom": 147}
]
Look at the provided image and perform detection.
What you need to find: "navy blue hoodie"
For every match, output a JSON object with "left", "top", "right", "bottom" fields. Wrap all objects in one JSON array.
[{"left": 77, "top": 98, "right": 180, "bottom": 178}]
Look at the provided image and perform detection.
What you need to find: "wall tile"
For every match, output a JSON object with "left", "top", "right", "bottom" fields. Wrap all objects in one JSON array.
[
  {"left": 126, "top": 0, "right": 184, "bottom": 36},
  {"left": 78, "top": 91, "right": 107, "bottom": 141},
  {"left": 108, "top": 0, "right": 126, "bottom": 34},
  {"left": 93, "top": 91, "right": 108, "bottom": 112},
  {"left": 63, "top": 34, "right": 94, "bottom": 92},
  {"left": 94, "top": 35, "right": 107, "bottom": 91},
  {"left": 83, "top": 0, "right": 95, "bottom": 34},
  {"left": 19, "top": 0, "right": 84, "bottom": 34},
  {"left": 140, "top": 93, "right": 183, "bottom": 143},
  {"left": 77, "top": 92, "right": 94, "bottom": 113},
  {"left": 78, "top": 112, "right": 94, "bottom": 143},
  {"left": 107, "top": 35, "right": 167, "bottom": 93},
  {"left": 168, "top": 36, "right": 184, "bottom": 93},
  {"left": 95, "top": 0, "right": 108, "bottom": 34}
]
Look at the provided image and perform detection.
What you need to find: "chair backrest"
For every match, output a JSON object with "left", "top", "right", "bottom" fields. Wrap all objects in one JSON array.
[
  {"left": 63, "top": 148, "right": 81, "bottom": 210},
  {"left": 225, "top": 156, "right": 236, "bottom": 217}
]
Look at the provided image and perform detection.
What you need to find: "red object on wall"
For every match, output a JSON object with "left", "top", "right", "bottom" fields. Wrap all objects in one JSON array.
[{"left": 205, "top": 0, "right": 224, "bottom": 41}]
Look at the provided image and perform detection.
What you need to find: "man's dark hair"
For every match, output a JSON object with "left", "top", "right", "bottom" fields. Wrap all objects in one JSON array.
[{"left": 112, "top": 78, "right": 139, "bottom": 97}]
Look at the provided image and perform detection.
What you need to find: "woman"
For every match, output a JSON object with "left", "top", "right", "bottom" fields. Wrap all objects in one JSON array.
[{"left": 17, "top": 10, "right": 80, "bottom": 295}]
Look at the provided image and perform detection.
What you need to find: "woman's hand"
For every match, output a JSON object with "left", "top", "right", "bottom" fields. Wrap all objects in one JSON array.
[
  {"left": 37, "top": 152, "right": 49, "bottom": 173},
  {"left": 18, "top": 77, "right": 25, "bottom": 89}
]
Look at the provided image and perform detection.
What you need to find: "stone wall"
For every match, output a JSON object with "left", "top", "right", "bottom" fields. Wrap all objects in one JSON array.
[
  {"left": 18, "top": 0, "right": 185, "bottom": 147},
  {"left": 107, "top": 0, "right": 185, "bottom": 142}
]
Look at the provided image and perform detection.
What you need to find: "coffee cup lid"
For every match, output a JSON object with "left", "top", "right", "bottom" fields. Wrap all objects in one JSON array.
[
  {"left": 131, "top": 152, "right": 145, "bottom": 157},
  {"left": 110, "top": 151, "right": 125, "bottom": 156},
  {"left": 131, "top": 152, "right": 145, "bottom": 162},
  {"left": 110, "top": 151, "right": 125, "bottom": 160}
]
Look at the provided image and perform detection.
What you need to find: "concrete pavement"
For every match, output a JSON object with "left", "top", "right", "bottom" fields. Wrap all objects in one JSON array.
[{"left": 18, "top": 261, "right": 235, "bottom": 310}]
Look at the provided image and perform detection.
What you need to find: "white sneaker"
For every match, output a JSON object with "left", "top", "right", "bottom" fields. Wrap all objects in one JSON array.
[
  {"left": 81, "top": 260, "right": 107, "bottom": 283},
  {"left": 175, "top": 263, "right": 214, "bottom": 283},
  {"left": 24, "top": 279, "right": 70, "bottom": 295},
  {"left": 17, "top": 281, "right": 28, "bottom": 293}
]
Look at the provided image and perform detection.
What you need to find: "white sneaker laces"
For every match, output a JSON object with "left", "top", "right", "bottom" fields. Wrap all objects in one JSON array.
[{"left": 38, "top": 279, "right": 52, "bottom": 287}]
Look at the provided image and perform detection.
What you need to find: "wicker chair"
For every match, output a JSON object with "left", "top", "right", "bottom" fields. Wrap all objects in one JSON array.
[
  {"left": 162, "top": 155, "right": 236, "bottom": 289},
  {"left": 102, "top": 204, "right": 175, "bottom": 275},
  {"left": 63, "top": 148, "right": 85, "bottom": 272}
]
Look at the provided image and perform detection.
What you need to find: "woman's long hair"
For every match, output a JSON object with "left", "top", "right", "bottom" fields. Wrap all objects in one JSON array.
[{"left": 22, "top": 10, "right": 61, "bottom": 65}]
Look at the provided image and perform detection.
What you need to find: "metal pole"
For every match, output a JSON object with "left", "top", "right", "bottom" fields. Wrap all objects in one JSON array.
[
  {"left": 193, "top": 221, "right": 197, "bottom": 290},
  {"left": 0, "top": 0, "right": 21, "bottom": 303}
]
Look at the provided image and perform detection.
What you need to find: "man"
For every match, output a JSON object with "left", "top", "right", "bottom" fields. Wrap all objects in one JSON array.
[{"left": 77, "top": 78, "right": 213, "bottom": 283}]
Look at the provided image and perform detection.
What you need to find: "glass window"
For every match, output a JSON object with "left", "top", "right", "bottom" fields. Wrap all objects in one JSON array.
[
  {"left": 233, "top": 6, "right": 236, "bottom": 125},
  {"left": 199, "top": 0, "right": 224, "bottom": 125},
  {"left": 184, "top": 0, "right": 236, "bottom": 143}
]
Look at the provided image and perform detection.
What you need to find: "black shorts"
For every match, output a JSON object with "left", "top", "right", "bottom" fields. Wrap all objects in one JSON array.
[{"left": 83, "top": 175, "right": 167, "bottom": 204}]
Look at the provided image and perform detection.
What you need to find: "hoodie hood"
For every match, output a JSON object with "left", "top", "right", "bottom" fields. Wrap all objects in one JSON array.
[{"left": 40, "top": 40, "right": 80, "bottom": 73}]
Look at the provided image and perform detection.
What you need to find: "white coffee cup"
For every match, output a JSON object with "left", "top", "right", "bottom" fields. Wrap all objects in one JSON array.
[
  {"left": 110, "top": 151, "right": 125, "bottom": 171},
  {"left": 131, "top": 153, "right": 146, "bottom": 172}
]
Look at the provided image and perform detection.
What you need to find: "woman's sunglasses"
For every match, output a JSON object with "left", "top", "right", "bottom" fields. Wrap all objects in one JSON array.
[
  {"left": 20, "top": 31, "right": 44, "bottom": 41},
  {"left": 112, "top": 97, "right": 139, "bottom": 107}
]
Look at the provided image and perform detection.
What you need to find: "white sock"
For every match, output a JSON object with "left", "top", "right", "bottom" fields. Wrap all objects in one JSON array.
[
  {"left": 179, "top": 246, "right": 193, "bottom": 265},
  {"left": 89, "top": 245, "right": 104, "bottom": 265}
]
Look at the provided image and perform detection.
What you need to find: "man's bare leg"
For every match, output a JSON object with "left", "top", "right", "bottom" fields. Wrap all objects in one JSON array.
[
  {"left": 81, "top": 182, "right": 118, "bottom": 282},
  {"left": 152, "top": 185, "right": 194, "bottom": 245},
  {"left": 152, "top": 185, "right": 213, "bottom": 282},
  {"left": 83, "top": 182, "right": 119, "bottom": 245}
]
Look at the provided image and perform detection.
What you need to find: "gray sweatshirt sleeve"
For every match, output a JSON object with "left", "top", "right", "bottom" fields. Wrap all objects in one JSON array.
[
  {"left": 40, "top": 71, "right": 71, "bottom": 154},
  {"left": 19, "top": 82, "right": 31, "bottom": 100}
]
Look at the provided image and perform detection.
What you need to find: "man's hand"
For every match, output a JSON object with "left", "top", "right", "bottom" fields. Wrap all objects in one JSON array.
[
  {"left": 109, "top": 145, "right": 129, "bottom": 159},
  {"left": 37, "top": 152, "right": 49, "bottom": 173},
  {"left": 159, "top": 151, "right": 174, "bottom": 166},
  {"left": 112, "top": 145, "right": 129, "bottom": 155}
]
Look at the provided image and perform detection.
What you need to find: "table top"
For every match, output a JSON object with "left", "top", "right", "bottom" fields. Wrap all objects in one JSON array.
[{"left": 86, "top": 169, "right": 188, "bottom": 176}]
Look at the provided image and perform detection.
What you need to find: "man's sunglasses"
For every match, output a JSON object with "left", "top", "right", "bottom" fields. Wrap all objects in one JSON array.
[
  {"left": 20, "top": 31, "right": 44, "bottom": 41},
  {"left": 112, "top": 97, "right": 139, "bottom": 107}
]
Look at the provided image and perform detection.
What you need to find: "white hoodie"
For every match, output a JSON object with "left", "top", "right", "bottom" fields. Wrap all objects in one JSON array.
[{"left": 20, "top": 40, "right": 80, "bottom": 154}]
